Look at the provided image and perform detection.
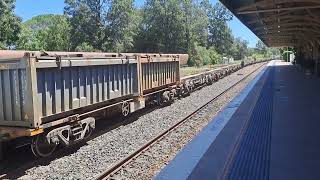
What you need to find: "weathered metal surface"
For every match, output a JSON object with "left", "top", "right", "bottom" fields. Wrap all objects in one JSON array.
[
  {"left": 0, "top": 127, "right": 43, "bottom": 141},
  {"left": 219, "top": 0, "right": 320, "bottom": 47},
  {"left": 0, "top": 52, "right": 139, "bottom": 128},
  {"left": 0, "top": 50, "right": 122, "bottom": 59},
  {"left": 0, "top": 51, "right": 189, "bottom": 65},
  {"left": 0, "top": 51, "right": 27, "bottom": 60},
  {"left": 125, "top": 53, "right": 188, "bottom": 66},
  {"left": 140, "top": 55, "right": 180, "bottom": 93},
  {"left": 0, "top": 51, "right": 186, "bottom": 130},
  {"left": 36, "top": 64, "right": 137, "bottom": 118},
  {"left": 0, "top": 57, "right": 31, "bottom": 127}
]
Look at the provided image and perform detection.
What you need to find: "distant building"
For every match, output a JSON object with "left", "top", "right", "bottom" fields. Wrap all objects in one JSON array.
[{"left": 223, "top": 57, "right": 235, "bottom": 64}]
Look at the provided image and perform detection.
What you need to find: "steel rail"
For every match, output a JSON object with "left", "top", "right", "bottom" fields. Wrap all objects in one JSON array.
[{"left": 95, "top": 62, "right": 268, "bottom": 180}]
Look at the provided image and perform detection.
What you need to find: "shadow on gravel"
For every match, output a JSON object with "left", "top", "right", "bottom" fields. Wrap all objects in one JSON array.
[{"left": 0, "top": 102, "right": 173, "bottom": 179}]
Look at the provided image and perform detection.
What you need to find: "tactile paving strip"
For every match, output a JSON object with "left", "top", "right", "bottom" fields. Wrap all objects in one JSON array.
[{"left": 223, "top": 67, "right": 275, "bottom": 180}]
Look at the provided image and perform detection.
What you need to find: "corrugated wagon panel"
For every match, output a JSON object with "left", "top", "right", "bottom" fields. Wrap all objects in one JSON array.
[
  {"left": 11, "top": 69, "right": 22, "bottom": 121},
  {"left": 141, "top": 61, "right": 180, "bottom": 93},
  {"left": 0, "top": 52, "right": 188, "bottom": 131},
  {"left": 36, "top": 63, "right": 138, "bottom": 118},
  {"left": 0, "top": 68, "right": 28, "bottom": 124},
  {"left": 3, "top": 70, "right": 13, "bottom": 121},
  {"left": 0, "top": 71, "right": 4, "bottom": 120}
]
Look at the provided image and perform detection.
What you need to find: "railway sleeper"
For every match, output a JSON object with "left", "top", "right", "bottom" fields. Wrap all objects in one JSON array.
[{"left": 206, "top": 75, "right": 214, "bottom": 85}]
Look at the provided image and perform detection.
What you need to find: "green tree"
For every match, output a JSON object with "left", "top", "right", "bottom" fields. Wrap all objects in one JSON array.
[
  {"left": 247, "top": 41, "right": 279, "bottom": 60},
  {"left": 65, "top": 0, "right": 137, "bottom": 52},
  {"left": 75, "top": 42, "right": 97, "bottom": 52},
  {"left": 208, "top": 47, "right": 222, "bottom": 65},
  {"left": 64, "top": 0, "right": 107, "bottom": 50},
  {"left": 16, "top": 15, "right": 70, "bottom": 51},
  {"left": 0, "top": 0, "right": 21, "bottom": 49},
  {"left": 256, "top": 40, "right": 267, "bottom": 54},
  {"left": 231, "top": 37, "right": 249, "bottom": 60},
  {"left": 188, "top": 43, "right": 221, "bottom": 66},
  {"left": 207, "top": 2, "right": 233, "bottom": 55},
  {"left": 182, "top": 0, "right": 209, "bottom": 54},
  {"left": 269, "top": 47, "right": 280, "bottom": 57},
  {"left": 135, "top": 0, "right": 210, "bottom": 54},
  {"left": 106, "top": 0, "right": 137, "bottom": 52},
  {"left": 189, "top": 43, "right": 203, "bottom": 67},
  {"left": 137, "top": 0, "right": 185, "bottom": 53}
]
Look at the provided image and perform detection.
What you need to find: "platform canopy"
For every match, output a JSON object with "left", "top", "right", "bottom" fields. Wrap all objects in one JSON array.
[{"left": 219, "top": 0, "right": 320, "bottom": 47}]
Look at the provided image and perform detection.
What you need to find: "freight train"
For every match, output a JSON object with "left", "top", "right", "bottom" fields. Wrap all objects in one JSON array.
[{"left": 0, "top": 51, "right": 268, "bottom": 157}]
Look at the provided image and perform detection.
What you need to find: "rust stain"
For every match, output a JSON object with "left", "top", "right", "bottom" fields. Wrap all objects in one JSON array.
[{"left": 0, "top": 64, "right": 9, "bottom": 69}]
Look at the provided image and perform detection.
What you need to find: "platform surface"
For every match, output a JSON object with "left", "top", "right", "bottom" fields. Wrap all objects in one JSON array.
[{"left": 155, "top": 61, "right": 320, "bottom": 180}]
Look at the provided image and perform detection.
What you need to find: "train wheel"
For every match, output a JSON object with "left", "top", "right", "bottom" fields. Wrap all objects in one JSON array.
[
  {"left": 31, "top": 134, "right": 57, "bottom": 157},
  {"left": 214, "top": 74, "right": 219, "bottom": 82},
  {"left": 207, "top": 76, "right": 213, "bottom": 85},
  {"left": 169, "top": 90, "right": 175, "bottom": 102},
  {"left": 189, "top": 84, "right": 194, "bottom": 93},
  {"left": 122, "top": 101, "right": 130, "bottom": 117}
]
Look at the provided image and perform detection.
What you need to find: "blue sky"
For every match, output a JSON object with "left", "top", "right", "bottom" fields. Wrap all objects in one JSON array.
[{"left": 15, "top": 0, "right": 259, "bottom": 47}]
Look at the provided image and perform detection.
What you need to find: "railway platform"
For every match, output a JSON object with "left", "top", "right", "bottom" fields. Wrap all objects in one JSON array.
[{"left": 156, "top": 60, "right": 320, "bottom": 180}]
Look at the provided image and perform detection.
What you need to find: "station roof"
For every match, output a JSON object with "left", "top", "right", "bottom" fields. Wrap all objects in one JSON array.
[{"left": 219, "top": 0, "right": 320, "bottom": 47}]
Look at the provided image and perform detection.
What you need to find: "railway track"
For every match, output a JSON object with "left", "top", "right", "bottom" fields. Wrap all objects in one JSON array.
[
  {"left": 0, "top": 103, "right": 166, "bottom": 179},
  {"left": 95, "top": 62, "right": 268, "bottom": 180}
]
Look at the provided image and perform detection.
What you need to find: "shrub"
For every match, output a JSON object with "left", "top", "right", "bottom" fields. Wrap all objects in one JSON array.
[
  {"left": 75, "top": 42, "right": 97, "bottom": 52},
  {"left": 188, "top": 43, "right": 222, "bottom": 67}
]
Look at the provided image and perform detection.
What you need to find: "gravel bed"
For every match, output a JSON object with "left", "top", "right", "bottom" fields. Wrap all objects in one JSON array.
[
  {"left": 112, "top": 63, "right": 266, "bottom": 180},
  {"left": 19, "top": 63, "right": 266, "bottom": 180}
]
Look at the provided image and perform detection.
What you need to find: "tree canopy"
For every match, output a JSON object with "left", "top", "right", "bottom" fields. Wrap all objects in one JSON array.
[
  {"left": 0, "top": 0, "right": 21, "bottom": 49},
  {"left": 64, "top": 0, "right": 137, "bottom": 52},
  {"left": 207, "top": 2, "right": 233, "bottom": 55},
  {"left": 17, "top": 14, "right": 70, "bottom": 51},
  {"left": 1, "top": 0, "right": 278, "bottom": 66}
]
